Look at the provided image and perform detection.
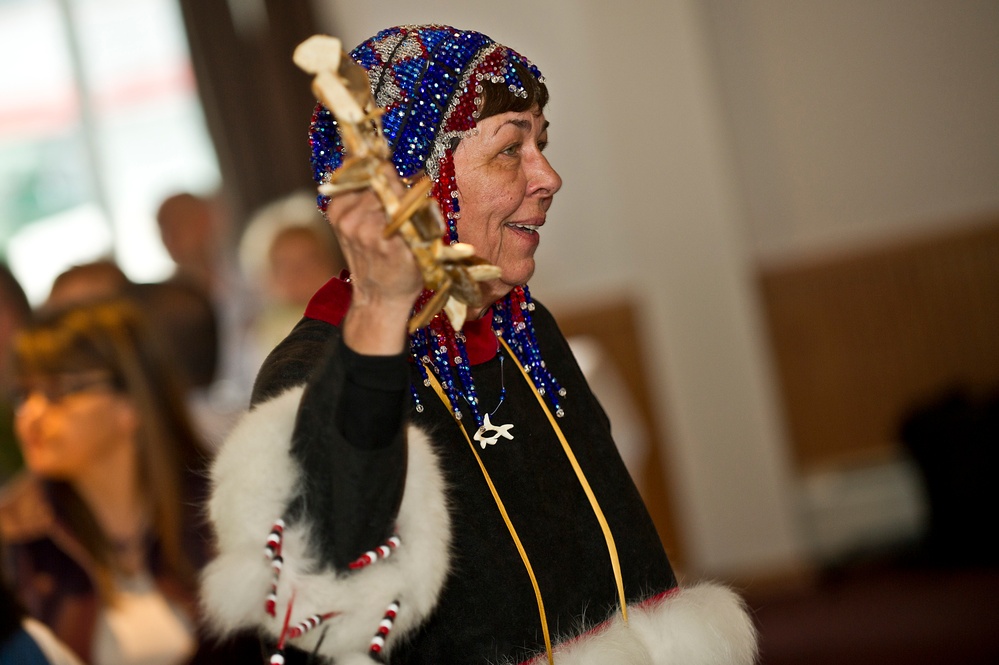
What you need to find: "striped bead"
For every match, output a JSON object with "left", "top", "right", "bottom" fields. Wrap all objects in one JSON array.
[
  {"left": 288, "top": 612, "right": 336, "bottom": 639},
  {"left": 369, "top": 600, "right": 400, "bottom": 656},
  {"left": 264, "top": 519, "right": 285, "bottom": 559}
]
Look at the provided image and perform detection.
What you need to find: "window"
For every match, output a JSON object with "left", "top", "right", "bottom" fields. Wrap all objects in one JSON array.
[{"left": 0, "top": 0, "right": 219, "bottom": 304}]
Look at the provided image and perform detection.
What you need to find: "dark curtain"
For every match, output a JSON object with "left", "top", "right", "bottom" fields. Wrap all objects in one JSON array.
[{"left": 176, "top": 0, "right": 322, "bottom": 234}]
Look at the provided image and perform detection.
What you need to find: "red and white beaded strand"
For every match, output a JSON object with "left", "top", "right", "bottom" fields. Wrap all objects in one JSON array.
[
  {"left": 348, "top": 534, "right": 401, "bottom": 570},
  {"left": 263, "top": 521, "right": 405, "bottom": 661},
  {"left": 287, "top": 611, "right": 338, "bottom": 640},
  {"left": 369, "top": 600, "right": 400, "bottom": 657},
  {"left": 263, "top": 518, "right": 285, "bottom": 617}
]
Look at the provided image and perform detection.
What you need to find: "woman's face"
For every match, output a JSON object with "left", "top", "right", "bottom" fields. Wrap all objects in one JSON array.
[
  {"left": 13, "top": 371, "right": 136, "bottom": 481},
  {"left": 452, "top": 107, "right": 561, "bottom": 308},
  {"left": 268, "top": 228, "right": 339, "bottom": 304}
]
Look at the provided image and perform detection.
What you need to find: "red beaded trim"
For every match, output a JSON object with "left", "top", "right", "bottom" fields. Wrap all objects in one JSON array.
[
  {"left": 264, "top": 519, "right": 286, "bottom": 617},
  {"left": 267, "top": 588, "right": 340, "bottom": 663},
  {"left": 288, "top": 611, "right": 339, "bottom": 639},
  {"left": 348, "top": 535, "right": 401, "bottom": 570},
  {"left": 264, "top": 518, "right": 285, "bottom": 558},
  {"left": 369, "top": 600, "right": 400, "bottom": 655},
  {"left": 512, "top": 588, "right": 680, "bottom": 665}
]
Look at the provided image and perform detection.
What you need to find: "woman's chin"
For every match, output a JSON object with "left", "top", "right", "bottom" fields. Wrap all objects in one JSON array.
[{"left": 480, "top": 272, "right": 533, "bottom": 306}]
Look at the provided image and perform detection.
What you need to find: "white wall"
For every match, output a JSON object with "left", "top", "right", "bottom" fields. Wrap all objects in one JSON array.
[
  {"left": 698, "top": 0, "right": 999, "bottom": 562},
  {"left": 702, "top": 0, "right": 999, "bottom": 262},
  {"left": 313, "top": 0, "right": 806, "bottom": 580}
]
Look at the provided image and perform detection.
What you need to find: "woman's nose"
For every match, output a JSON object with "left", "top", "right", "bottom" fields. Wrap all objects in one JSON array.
[
  {"left": 14, "top": 391, "right": 47, "bottom": 426},
  {"left": 531, "top": 153, "right": 562, "bottom": 197}
]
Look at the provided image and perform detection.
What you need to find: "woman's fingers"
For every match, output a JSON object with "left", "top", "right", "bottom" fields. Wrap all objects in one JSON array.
[{"left": 325, "top": 183, "right": 423, "bottom": 303}]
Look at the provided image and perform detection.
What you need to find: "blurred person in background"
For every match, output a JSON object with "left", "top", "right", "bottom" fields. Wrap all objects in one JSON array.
[
  {"left": 155, "top": 192, "right": 229, "bottom": 296},
  {"left": 155, "top": 191, "right": 258, "bottom": 421},
  {"left": 0, "top": 299, "right": 240, "bottom": 664},
  {"left": 43, "top": 260, "right": 131, "bottom": 315},
  {"left": 37, "top": 256, "right": 239, "bottom": 448},
  {"left": 238, "top": 191, "right": 346, "bottom": 372},
  {"left": 0, "top": 264, "right": 33, "bottom": 481},
  {"left": 126, "top": 280, "right": 241, "bottom": 449}
]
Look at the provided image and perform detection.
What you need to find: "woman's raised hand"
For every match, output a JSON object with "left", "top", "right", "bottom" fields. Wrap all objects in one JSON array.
[{"left": 326, "top": 164, "right": 424, "bottom": 355}]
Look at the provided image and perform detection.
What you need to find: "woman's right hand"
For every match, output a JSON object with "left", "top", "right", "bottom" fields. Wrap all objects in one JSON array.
[{"left": 326, "top": 166, "right": 423, "bottom": 355}]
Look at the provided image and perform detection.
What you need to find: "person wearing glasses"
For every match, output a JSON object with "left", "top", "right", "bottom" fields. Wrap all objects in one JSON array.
[{"left": 0, "top": 299, "right": 246, "bottom": 665}]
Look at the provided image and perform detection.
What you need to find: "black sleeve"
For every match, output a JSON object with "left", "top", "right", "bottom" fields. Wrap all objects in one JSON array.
[{"left": 252, "top": 317, "right": 410, "bottom": 570}]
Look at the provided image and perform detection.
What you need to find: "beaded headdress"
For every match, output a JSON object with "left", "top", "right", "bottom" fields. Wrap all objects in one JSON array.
[{"left": 309, "top": 25, "right": 564, "bottom": 425}]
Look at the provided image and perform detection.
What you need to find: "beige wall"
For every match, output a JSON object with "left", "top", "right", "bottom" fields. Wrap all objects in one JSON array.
[
  {"left": 313, "top": 0, "right": 999, "bottom": 580},
  {"left": 702, "top": 0, "right": 999, "bottom": 262}
]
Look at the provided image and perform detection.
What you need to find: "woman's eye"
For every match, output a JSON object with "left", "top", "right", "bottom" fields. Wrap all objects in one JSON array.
[{"left": 501, "top": 143, "right": 520, "bottom": 156}]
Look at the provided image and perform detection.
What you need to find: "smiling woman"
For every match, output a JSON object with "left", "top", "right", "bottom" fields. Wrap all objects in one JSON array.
[
  {"left": 452, "top": 109, "right": 561, "bottom": 307},
  {"left": 201, "top": 24, "right": 757, "bottom": 665}
]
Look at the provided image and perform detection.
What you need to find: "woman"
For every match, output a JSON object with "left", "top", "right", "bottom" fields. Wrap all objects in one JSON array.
[
  {"left": 0, "top": 299, "right": 216, "bottom": 664},
  {"left": 238, "top": 191, "right": 346, "bottom": 372},
  {"left": 202, "top": 25, "right": 757, "bottom": 664}
]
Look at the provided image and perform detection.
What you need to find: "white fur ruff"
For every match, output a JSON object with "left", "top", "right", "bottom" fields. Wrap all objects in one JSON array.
[
  {"left": 515, "top": 583, "right": 758, "bottom": 665},
  {"left": 200, "top": 387, "right": 451, "bottom": 663}
]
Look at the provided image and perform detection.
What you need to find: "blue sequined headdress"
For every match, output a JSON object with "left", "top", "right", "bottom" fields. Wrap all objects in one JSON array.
[{"left": 309, "top": 25, "right": 564, "bottom": 425}]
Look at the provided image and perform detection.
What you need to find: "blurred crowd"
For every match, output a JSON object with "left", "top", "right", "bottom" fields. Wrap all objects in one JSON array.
[{"left": 0, "top": 189, "right": 344, "bottom": 665}]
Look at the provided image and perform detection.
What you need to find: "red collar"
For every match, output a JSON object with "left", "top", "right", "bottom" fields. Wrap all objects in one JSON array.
[{"left": 304, "top": 275, "right": 499, "bottom": 365}]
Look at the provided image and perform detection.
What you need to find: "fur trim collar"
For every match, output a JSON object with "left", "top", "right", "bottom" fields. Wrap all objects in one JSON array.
[{"left": 514, "top": 584, "right": 758, "bottom": 665}]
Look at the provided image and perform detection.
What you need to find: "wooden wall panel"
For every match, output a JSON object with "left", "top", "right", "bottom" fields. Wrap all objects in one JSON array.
[{"left": 759, "top": 218, "right": 999, "bottom": 470}]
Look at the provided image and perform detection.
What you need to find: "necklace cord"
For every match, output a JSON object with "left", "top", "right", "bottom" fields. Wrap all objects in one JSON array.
[
  {"left": 498, "top": 337, "right": 629, "bottom": 625},
  {"left": 489, "top": 353, "right": 506, "bottom": 417},
  {"left": 422, "top": 367, "right": 555, "bottom": 665}
]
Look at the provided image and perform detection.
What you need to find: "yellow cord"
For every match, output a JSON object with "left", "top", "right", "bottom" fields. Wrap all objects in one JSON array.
[
  {"left": 498, "top": 336, "right": 629, "bottom": 625},
  {"left": 420, "top": 335, "right": 630, "bottom": 664},
  {"left": 423, "top": 369, "right": 555, "bottom": 665}
]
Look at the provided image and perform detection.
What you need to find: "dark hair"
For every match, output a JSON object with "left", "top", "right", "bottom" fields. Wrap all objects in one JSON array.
[
  {"left": 477, "top": 61, "right": 550, "bottom": 121},
  {"left": 127, "top": 280, "right": 219, "bottom": 390},
  {"left": 447, "top": 61, "right": 550, "bottom": 156},
  {"left": 46, "top": 259, "right": 130, "bottom": 312},
  {"left": 1, "top": 263, "right": 32, "bottom": 390},
  {"left": 0, "top": 265, "right": 31, "bottom": 324},
  {"left": 12, "top": 299, "right": 207, "bottom": 601}
]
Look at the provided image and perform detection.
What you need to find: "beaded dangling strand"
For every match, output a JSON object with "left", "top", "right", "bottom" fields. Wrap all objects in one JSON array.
[{"left": 493, "top": 285, "right": 566, "bottom": 417}]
